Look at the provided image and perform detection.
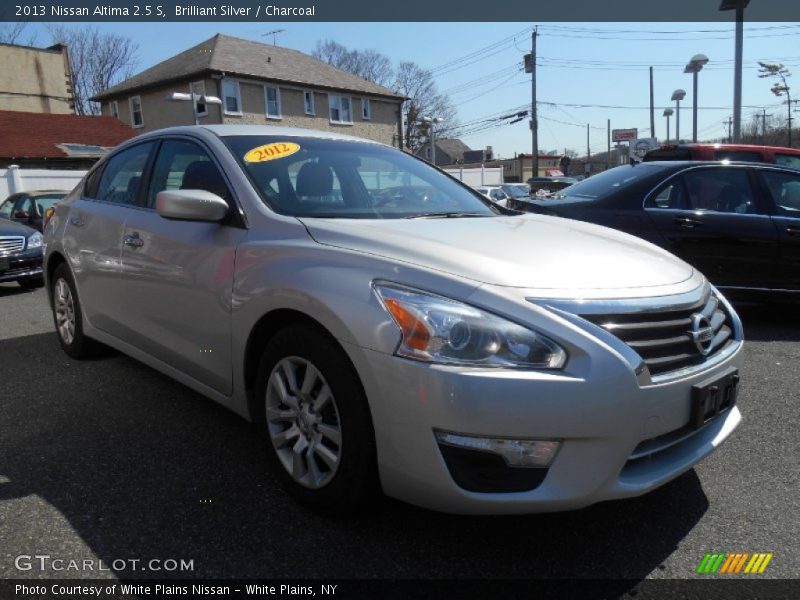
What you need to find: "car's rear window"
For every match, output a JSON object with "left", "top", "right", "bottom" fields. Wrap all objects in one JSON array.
[
  {"left": 222, "top": 136, "right": 497, "bottom": 219},
  {"left": 560, "top": 164, "right": 661, "bottom": 199},
  {"left": 714, "top": 150, "right": 764, "bottom": 162},
  {"left": 775, "top": 153, "right": 800, "bottom": 170}
]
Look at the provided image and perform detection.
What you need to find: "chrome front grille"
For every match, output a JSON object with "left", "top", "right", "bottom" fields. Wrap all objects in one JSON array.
[
  {"left": 0, "top": 236, "right": 25, "bottom": 255},
  {"left": 581, "top": 292, "right": 734, "bottom": 377}
]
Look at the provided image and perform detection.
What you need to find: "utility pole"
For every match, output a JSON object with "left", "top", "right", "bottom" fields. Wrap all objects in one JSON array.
[
  {"left": 725, "top": 116, "right": 733, "bottom": 143},
  {"left": 761, "top": 108, "right": 772, "bottom": 138},
  {"left": 530, "top": 27, "right": 538, "bottom": 180},
  {"left": 649, "top": 66, "right": 655, "bottom": 138},
  {"left": 586, "top": 123, "right": 591, "bottom": 174},
  {"left": 607, "top": 119, "right": 611, "bottom": 170}
]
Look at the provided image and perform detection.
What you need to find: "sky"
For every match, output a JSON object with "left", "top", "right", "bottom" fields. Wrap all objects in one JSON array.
[{"left": 18, "top": 21, "right": 800, "bottom": 158}]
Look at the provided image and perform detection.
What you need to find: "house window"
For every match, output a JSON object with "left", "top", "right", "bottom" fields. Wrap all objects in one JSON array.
[
  {"left": 264, "top": 85, "right": 281, "bottom": 119},
  {"left": 222, "top": 79, "right": 241, "bottom": 115},
  {"left": 361, "top": 98, "right": 372, "bottom": 120},
  {"left": 303, "top": 90, "right": 315, "bottom": 115},
  {"left": 329, "top": 94, "right": 352, "bottom": 124},
  {"left": 110, "top": 100, "right": 119, "bottom": 119},
  {"left": 191, "top": 81, "right": 207, "bottom": 116},
  {"left": 129, "top": 96, "right": 143, "bottom": 128}
]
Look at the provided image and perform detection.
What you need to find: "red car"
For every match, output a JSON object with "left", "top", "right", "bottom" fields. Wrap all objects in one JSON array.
[{"left": 643, "top": 143, "right": 800, "bottom": 170}]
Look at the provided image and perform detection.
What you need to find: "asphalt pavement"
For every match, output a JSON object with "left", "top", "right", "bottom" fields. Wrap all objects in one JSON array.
[{"left": 0, "top": 282, "right": 798, "bottom": 585}]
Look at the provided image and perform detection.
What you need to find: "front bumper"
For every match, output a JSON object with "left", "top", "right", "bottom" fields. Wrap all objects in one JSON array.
[
  {"left": 348, "top": 338, "right": 743, "bottom": 515},
  {"left": 0, "top": 248, "right": 43, "bottom": 283}
]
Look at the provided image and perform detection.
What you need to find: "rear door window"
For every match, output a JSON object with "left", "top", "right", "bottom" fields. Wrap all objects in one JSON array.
[
  {"left": 95, "top": 143, "right": 154, "bottom": 206},
  {"left": 646, "top": 181, "right": 687, "bottom": 209},
  {"left": 682, "top": 168, "right": 759, "bottom": 214}
]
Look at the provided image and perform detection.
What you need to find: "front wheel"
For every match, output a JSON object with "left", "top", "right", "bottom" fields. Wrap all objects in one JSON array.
[{"left": 253, "top": 323, "right": 378, "bottom": 513}]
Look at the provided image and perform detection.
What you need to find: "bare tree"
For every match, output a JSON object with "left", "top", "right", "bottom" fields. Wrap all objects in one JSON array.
[
  {"left": 312, "top": 40, "right": 394, "bottom": 88},
  {"left": 758, "top": 62, "right": 794, "bottom": 147},
  {"left": 395, "top": 61, "right": 459, "bottom": 152},
  {"left": 48, "top": 25, "right": 139, "bottom": 115},
  {"left": 0, "top": 22, "right": 39, "bottom": 45}
]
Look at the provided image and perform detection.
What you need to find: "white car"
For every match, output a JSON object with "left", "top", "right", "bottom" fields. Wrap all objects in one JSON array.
[{"left": 474, "top": 185, "right": 509, "bottom": 207}]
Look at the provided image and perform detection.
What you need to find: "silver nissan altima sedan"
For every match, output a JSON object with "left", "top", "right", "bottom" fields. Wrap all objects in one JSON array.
[{"left": 43, "top": 125, "right": 743, "bottom": 514}]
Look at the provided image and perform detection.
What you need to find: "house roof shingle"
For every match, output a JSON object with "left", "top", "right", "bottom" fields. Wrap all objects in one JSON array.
[
  {"left": 92, "top": 34, "right": 404, "bottom": 101},
  {"left": 434, "top": 138, "right": 472, "bottom": 160},
  {"left": 0, "top": 110, "right": 137, "bottom": 159}
]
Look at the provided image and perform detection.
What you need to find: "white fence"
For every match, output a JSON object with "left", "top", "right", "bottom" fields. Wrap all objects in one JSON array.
[
  {"left": 443, "top": 166, "right": 503, "bottom": 187},
  {"left": 1, "top": 165, "right": 86, "bottom": 198}
]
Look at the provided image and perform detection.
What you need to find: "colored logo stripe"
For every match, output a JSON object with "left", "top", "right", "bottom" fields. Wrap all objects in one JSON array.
[{"left": 697, "top": 552, "right": 773, "bottom": 574}]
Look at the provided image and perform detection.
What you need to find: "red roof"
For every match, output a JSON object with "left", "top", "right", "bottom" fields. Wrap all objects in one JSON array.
[{"left": 0, "top": 110, "right": 137, "bottom": 159}]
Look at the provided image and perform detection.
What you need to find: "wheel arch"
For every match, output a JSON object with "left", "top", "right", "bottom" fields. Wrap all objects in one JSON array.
[{"left": 242, "top": 309, "right": 374, "bottom": 428}]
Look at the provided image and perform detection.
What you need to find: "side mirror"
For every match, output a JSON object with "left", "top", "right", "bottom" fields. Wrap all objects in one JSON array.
[{"left": 155, "top": 189, "right": 229, "bottom": 222}]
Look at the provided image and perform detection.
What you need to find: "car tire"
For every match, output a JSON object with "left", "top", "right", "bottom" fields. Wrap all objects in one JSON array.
[
  {"left": 51, "top": 263, "right": 103, "bottom": 359},
  {"left": 18, "top": 276, "right": 44, "bottom": 289},
  {"left": 253, "top": 322, "right": 378, "bottom": 513}
]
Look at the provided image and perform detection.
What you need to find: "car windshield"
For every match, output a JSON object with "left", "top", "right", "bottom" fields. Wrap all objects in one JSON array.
[
  {"left": 223, "top": 136, "right": 498, "bottom": 219},
  {"left": 501, "top": 185, "right": 529, "bottom": 198},
  {"left": 558, "top": 164, "right": 661, "bottom": 199},
  {"left": 33, "top": 195, "right": 65, "bottom": 214}
]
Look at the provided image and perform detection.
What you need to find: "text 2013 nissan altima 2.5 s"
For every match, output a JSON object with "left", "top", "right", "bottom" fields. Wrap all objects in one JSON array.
[{"left": 43, "top": 126, "right": 743, "bottom": 514}]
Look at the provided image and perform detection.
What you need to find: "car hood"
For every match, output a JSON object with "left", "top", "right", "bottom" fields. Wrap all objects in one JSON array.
[
  {"left": 300, "top": 214, "right": 694, "bottom": 292},
  {"left": 0, "top": 220, "right": 36, "bottom": 237}
]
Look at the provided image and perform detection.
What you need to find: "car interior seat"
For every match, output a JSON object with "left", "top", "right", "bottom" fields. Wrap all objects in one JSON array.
[{"left": 181, "top": 161, "right": 230, "bottom": 201}]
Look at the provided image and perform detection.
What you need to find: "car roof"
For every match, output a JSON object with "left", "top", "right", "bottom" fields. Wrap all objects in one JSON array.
[
  {"left": 658, "top": 142, "right": 800, "bottom": 153},
  {"left": 143, "top": 124, "right": 386, "bottom": 146}
]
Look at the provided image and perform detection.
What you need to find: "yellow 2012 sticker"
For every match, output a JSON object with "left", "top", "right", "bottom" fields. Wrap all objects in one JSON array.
[{"left": 244, "top": 142, "right": 301, "bottom": 163}]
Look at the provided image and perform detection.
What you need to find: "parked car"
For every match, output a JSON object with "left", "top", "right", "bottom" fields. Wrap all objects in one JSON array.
[
  {"left": 0, "top": 220, "right": 44, "bottom": 288},
  {"left": 0, "top": 190, "right": 69, "bottom": 232},
  {"left": 643, "top": 143, "right": 800, "bottom": 170},
  {"left": 514, "top": 161, "right": 800, "bottom": 300},
  {"left": 527, "top": 176, "right": 578, "bottom": 196},
  {"left": 44, "top": 126, "right": 743, "bottom": 514},
  {"left": 501, "top": 183, "right": 532, "bottom": 202},
  {"left": 473, "top": 185, "right": 509, "bottom": 207}
]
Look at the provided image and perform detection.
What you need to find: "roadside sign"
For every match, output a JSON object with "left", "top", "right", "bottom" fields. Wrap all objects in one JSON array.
[
  {"left": 612, "top": 128, "right": 638, "bottom": 142},
  {"left": 631, "top": 138, "right": 659, "bottom": 160}
]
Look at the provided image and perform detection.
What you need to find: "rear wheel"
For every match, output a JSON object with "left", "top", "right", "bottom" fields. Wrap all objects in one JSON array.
[
  {"left": 51, "top": 263, "right": 103, "bottom": 359},
  {"left": 253, "top": 323, "right": 378, "bottom": 513}
]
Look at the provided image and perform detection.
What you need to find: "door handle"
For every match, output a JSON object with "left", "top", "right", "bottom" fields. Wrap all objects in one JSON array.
[
  {"left": 674, "top": 217, "right": 702, "bottom": 228},
  {"left": 69, "top": 216, "right": 84, "bottom": 227},
  {"left": 123, "top": 234, "right": 144, "bottom": 248},
  {"left": 787, "top": 227, "right": 800, "bottom": 237}
]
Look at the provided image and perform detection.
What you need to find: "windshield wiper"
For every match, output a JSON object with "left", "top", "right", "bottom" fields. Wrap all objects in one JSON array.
[{"left": 403, "top": 212, "right": 489, "bottom": 219}]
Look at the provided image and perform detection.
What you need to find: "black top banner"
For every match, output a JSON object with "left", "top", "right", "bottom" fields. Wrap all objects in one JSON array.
[{"left": 2, "top": 0, "right": 800, "bottom": 22}]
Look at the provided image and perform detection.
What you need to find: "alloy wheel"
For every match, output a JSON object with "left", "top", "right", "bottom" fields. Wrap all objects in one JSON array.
[
  {"left": 54, "top": 278, "right": 76, "bottom": 345},
  {"left": 265, "top": 356, "right": 342, "bottom": 489}
]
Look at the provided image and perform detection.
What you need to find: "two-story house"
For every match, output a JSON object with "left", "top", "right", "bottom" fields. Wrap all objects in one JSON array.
[{"left": 91, "top": 34, "right": 406, "bottom": 147}]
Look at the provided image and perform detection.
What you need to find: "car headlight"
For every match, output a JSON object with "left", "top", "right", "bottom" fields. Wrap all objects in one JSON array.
[
  {"left": 372, "top": 282, "right": 567, "bottom": 369},
  {"left": 27, "top": 232, "right": 43, "bottom": 249}
]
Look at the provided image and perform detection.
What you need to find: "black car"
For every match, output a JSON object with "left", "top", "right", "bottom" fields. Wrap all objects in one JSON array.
[
  {"left": 0, "top": 220, "right": 45, "bottom": 289},
  {"left": 0, "top": 190, "right": 68, "bottom": 232},
  {"left": 510, "top": 161, "right": 800, "bottom": 299}
]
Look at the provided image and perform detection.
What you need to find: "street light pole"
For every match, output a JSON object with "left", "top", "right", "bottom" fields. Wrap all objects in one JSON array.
[
  {"left": 720, "top": 0, "right": 751, "bottom": 143},
  {"left": 165, "top": 92, "right": 222, "bottom": 126},
  {"left": 663, "top": 108, "right": 674, "bottom": 144},
  {"left": 672, "top": 89, "right": 686, "bottom": 143},
  {"left": 422, "top": 116, "right": 444, "bottom": 165},
  {"left": 684, "top": 54, "right": 709, "bottom": 143}
]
